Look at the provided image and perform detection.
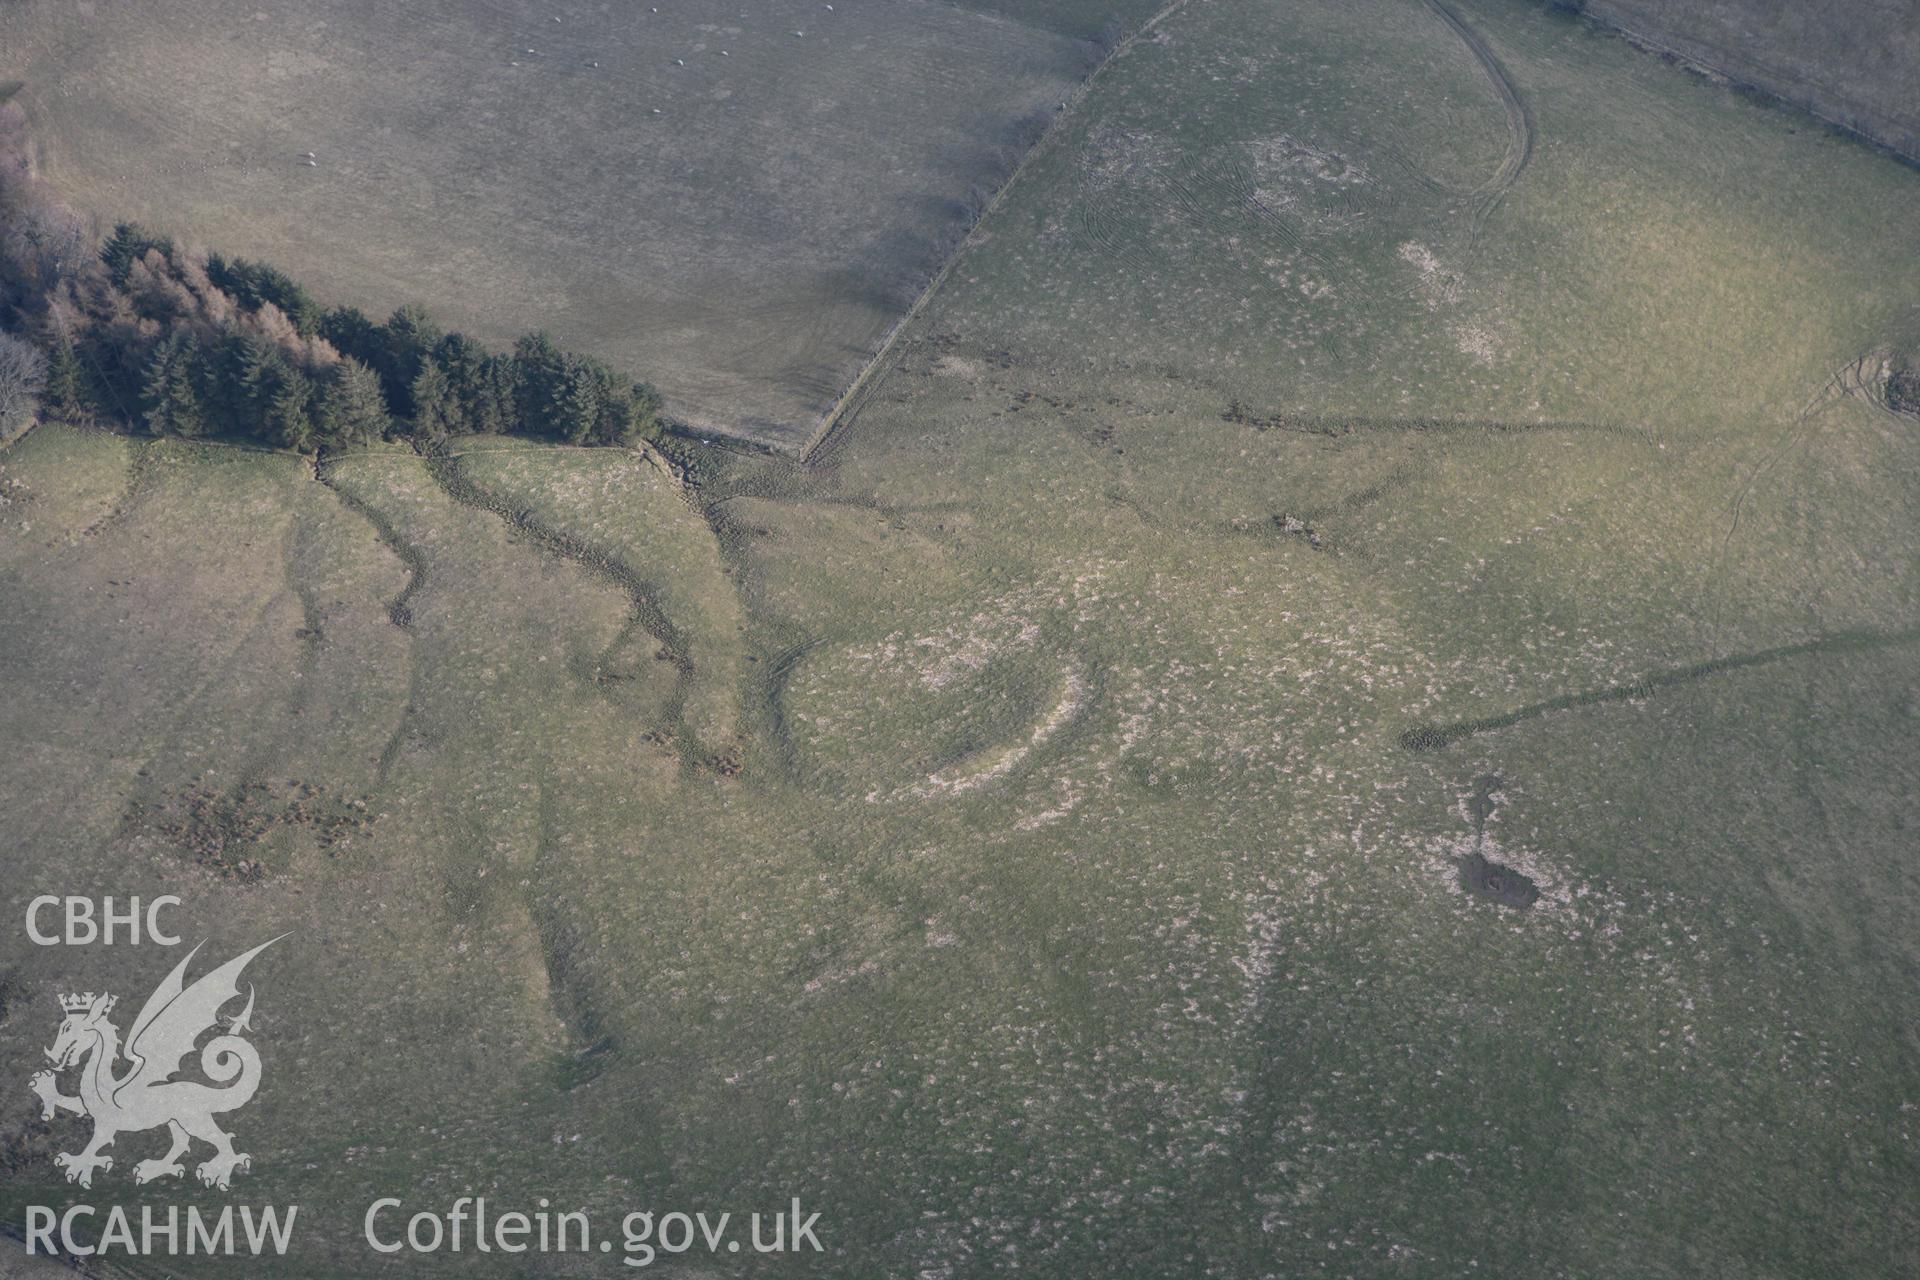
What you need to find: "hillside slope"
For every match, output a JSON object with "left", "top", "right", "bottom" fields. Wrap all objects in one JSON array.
[{"left": 1567, "top": 0, "right": 1920, "bottom": 162}]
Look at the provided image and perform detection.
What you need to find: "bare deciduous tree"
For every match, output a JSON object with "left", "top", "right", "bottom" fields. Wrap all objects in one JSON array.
[{"left": 0, "top": 330, "right": 48, "bottom": 443}]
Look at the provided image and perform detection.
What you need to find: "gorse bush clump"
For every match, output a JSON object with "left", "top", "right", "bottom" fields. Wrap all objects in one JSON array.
[{"left": 0, "top": 105, "right": 661, "bottom": 453}]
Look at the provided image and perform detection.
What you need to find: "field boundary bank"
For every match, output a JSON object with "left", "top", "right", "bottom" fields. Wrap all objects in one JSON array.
[
  {"left": 1554, "top": 1, "right": 1920, "bottom": 168},
  {"left": 795, "top": 0, "right": 1194, "bottom": 465},
  {"left": 1399, "top": 624, "right": 1920, "bottom": 751}
]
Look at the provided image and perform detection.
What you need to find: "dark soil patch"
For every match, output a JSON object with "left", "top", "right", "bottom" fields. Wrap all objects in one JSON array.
[
  {"left": 1457, "top": 851, "right": 1538, "bottom": 909},
  {"left": 1888, "top": 363, "right": 1920, "bottom": 415},
  {"left": 142, "top": 775, "right": 379, "bottom": 878}
]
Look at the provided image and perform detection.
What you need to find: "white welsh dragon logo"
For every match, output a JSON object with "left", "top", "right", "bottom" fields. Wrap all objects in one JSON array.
[{"left": 28, "top": 937, "right": 283, "bottom": 1191}]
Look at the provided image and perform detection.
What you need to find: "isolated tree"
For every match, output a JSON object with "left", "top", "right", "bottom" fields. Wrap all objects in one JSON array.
[
  {"left": 0, "top": 331, "right": 46, "bottom": 442},
  {"left": 316, "top": 357, "right": 388, "bottom": 448}
]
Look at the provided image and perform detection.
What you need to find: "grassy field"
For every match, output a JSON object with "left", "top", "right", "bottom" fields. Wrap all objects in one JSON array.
[
  {"left": 4, "top": 0, "right": 1920, "bottom": 1275},
  {"left": 0, "top": 0, "right": 1132, "bottom": 445},
  {"left": 1575, "top": 0, "right": 1920, "bottom": 162}
]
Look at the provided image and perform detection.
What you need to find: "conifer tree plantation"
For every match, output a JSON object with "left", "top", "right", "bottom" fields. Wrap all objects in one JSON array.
[
  {"left": 2, "top": 2, "right": 1918, "bottom": 1276},
  {"left": 1, "top": 104, "right": 664, "bottom": 458},
  {"left": 1, "top": 186, "right": 665, "bottom": 455}
]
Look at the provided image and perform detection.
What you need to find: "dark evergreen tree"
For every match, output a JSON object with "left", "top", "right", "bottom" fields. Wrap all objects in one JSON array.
[
  {"left": 206, "top": 256, "right": 322, "bottom": 335},
  {"left": 554, "top": 355, "right": 602, "bottom": 445},
  {"left": 432, "top": 333, "right": 511, "bottom": 434},
  {"left": 511, "top": 331, "right": 565, "bottom": 436},
  {"left": 101, "top": 223, "right": 175, "bottom": 285},
  {"left": 235, "top": 332, "right": 293, "bottom": 440},
  {"left": 409, "top": 360, "right": 458, "bottom": 443},
  {"left": 477, "top": 353, "right": 520, "bottom": 436},
  {"left": 88, "top": 316, "right": 150, "bottom": 421},
  {"left": 594, "top": 388, "right": 638, "bottom": 446},
  {"left": 139, "top": 331, "right": 185, "bottom": 436},
  {"left": 377, "top": 304, "right": 443, "bottom": 417},
  {"left": 318, "top": 306, "right": 386, "bottom": 375},
  {"left": 199, "top": 328, "right": 259, "bottom": 437},
  {"left": 7, "top": 198, "right": 657, "bottom": 453},
  {"left": 41, "top": 332, "right": 90, "bottom": 420},
  {"left": 316, "top": 358, "right": 389, "bottom": 448},
  {"left": 629, "top": 380, "right": 663, "bottom": 440},
  {"left": 572, "top": 359, "right": 660, "bottom": 446},
  {"left": 263, "top": 370, "right": 317, "bottom": 452},
  {"left": 163, "top": 332, "right": 207, "bottom": 437}
]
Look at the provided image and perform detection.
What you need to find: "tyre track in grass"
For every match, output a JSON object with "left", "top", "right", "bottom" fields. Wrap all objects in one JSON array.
[
  {"left": 1719, "top": 348, "right": 1918, "bottom": 577},
  {"left": 1706, "top": 355, "right": 1887, "bottom": 655},
  {"left": 1422, "top": 0, "right": 1534, "bottom": 245}
]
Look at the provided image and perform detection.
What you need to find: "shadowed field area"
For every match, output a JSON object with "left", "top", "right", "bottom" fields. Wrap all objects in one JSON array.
[{"left": 0, "top": 0, "right": 1158, "bottom": 444}]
